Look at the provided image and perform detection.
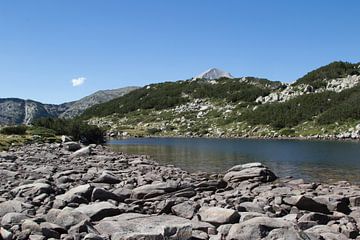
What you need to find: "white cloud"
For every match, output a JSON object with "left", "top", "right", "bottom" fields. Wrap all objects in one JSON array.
[{"left": 71, "top": 77, "right": 86, "bottom": 87}]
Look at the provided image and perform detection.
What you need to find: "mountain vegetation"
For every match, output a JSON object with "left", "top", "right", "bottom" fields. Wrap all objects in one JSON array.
[
  {"left": 294, "top": 61, "right": 360, "bottom": 89},
  {"left": 79, "top": 61, "right": 360, "bottom": 139},
  {"left": 80, "top": 78, "right": 282, "bottom": 119}
]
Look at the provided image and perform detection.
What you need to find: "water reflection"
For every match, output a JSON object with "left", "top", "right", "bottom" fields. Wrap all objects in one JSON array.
[{"left": 109, "top": 138, "right": 360, "bottom": 183}]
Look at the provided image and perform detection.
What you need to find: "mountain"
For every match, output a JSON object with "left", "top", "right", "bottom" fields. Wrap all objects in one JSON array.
[
  {"left": 193, "top": 68, "right": 234, "bottom": 80},
  {"left": 0, "top": 87, "right": 138, "bottom": 125},
  {"left": 59, "top": 87, "right": 139, "bottom": 118},
  {"left": 80, "top": 61, "right": 360, "bottom": 139}
]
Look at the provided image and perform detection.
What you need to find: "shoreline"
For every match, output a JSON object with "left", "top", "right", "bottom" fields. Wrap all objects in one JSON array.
[
  {"left": 1, "top": 142, "right": 359, "bottom": 239},
  {"left": 107, "top": 133, "right": 360, "bottom": 143}
]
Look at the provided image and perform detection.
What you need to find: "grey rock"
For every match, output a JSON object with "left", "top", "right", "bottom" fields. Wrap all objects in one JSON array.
[
  {"left": 0, "top": 227, "right": 13, "bottom": 240},
  {"left": 94, "top": 213, "right": 192, "bottom": 240},
  {"left": 1, "top": 212, "right": 28, "bottom": 228},
  {"left": 11, "top": 182, "right": 53, "bottom": 197},
  {"left": 198, "top": 207, "right": 240, "bottom": 225},
  {"left": 75, "top": 202, "right": 123, "bottom": 221},
  {"left": 94, "top": 171, "right": 121, "bottom": 184},
  {"left": 223, "top": 163, "right": 276, "bottom": 183},
  {"left": 0, "top": 200, "right": 23, "bottom": 218},
  {"left": 283, "top": 195, "right": 330, "bottom": 214},
  {"left": 91, "top": 187, "right": 120, "bottom": 202},
  {"left": 63, "top": 142, "right": 81, "bottom": 152},
  {"left": 57, "top": 184, "right": 93, "bottom": 203},
  {"left": 226, "top": 217, "right": 295, "bottom": 240},
  {"left": 171, "top": 201, "right": 197, "bottom": 219},
  {"left": 131, "top": 181, "right": 178, "bottom": 199}
]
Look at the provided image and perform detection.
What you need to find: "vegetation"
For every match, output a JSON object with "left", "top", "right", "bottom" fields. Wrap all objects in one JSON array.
[
  {"left": 33, "top": 118, "right": 105, "bottom": 144},
  {"left": 241, "top": 85, "right": 360, "bottom": 128},
  {"left": 80, "top": 78, "right": 280, "bottom": 119},
  {"left": 294, "top": 61, "right": 360, "bottom": 89},
  {"left": 0, "top": 125, "right": 27, "bottom": 135}
]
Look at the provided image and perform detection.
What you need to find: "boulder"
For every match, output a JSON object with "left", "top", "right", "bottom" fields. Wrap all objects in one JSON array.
[
  {"left": 0, "top": 200, "right": 23, "bottom": 218},
  {"left": 70, "top": 146, "right": 92, "bottom": 158},
  {"left": 223, "top": 163, "right": 276, "bottom": 183},
  {"left": 49, "top": 208, "right": 90, "bottom": 229},
  {"left": 131, "top": 181, "right": 178, "bottom": 199},
  {"left": 63, "top": 142, "right": 81, "bottom": 151},
  {"left": 94, "top": 171, "right": 121, "bottom": 184},
  {"left": 1, "top": 212, "right": 28, "bottom": 228},
  {"left": 171, "top": 201, "right": 197, "bottom": 219},
  {"left": 91, "top": 187, "right": 121, "bottom": 202},
  {"left": 94, "top": 213, "right": 192, "bottom": 240},
  {"left": 283, "top": 195, "right": 330, "bottom": 214},
  {"left": 226, "top": 217, "right": 296, "bottom": 240},
  {"left": 56, "top": 184, "right": 93, "bottom": 203},
  {"left": 75, "top": 202, "right": 123, "bottom": 221},
  {"left": 198, "top": 207, "right": 240, "bottom": 225},
  {"left": 11, "top": 182, "right": 53, "bottom": 197}
]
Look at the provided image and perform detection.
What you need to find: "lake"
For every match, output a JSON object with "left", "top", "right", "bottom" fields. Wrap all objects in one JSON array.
[{"left": 108, "top": 137, "right": 360, "bottom": 183}]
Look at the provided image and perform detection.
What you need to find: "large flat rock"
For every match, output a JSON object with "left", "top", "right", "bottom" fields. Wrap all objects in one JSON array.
[{"left": 94, "top": 213, "right": 192, "bottom": 240}]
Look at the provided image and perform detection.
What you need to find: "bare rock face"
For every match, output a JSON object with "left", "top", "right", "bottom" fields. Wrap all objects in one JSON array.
[
  {"left": 0, "top": 87, "right": 138, "bottom": 124},
  {"left": 193, "top": 68, "right": 234, "bottom": 80}
]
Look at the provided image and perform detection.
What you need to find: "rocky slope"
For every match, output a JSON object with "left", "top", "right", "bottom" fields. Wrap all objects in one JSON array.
[
  {"left": 193, "top": 68, "right": 234, "bottom": 80},
  {"left": 0, "top": 143, "right": 359, "bottom": 239},
  {"left": 0, "top": 87, "right": 138, "bottom": 125},
  {"left": 81, "top": 61, "right": 360, "bottom": 140}
]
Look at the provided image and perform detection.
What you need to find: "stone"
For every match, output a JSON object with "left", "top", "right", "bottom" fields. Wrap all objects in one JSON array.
[
  {"left": 57, "top": 184, "right": 93, "bottom": 203},
  {"left": 94, "top": 171, "right": 121, "bottom": 184},
  {"left": 1, "top": 212, "right": 28, "bottom": 228},
  {"left": 91, "top": 187, "right": 120, "bottom": 202},
  {"left": 70, "top": 146, "right": 92, "bottom": 158},
  {"left": 198, "top": 207, "right": 240, "bottom": 225},
  {"left": 0, "top": 227, "right": 13, "bottom": 240},
  {"left": 51, "top": 208, "right": 90, "bottom": 229},
  {"left": 223, "top": 163, "right": 276, "bottom": 183},
  {"left": 94, "top": 213, "right": 192, "bottom": 240},
  {"left": 171, "top": 201, "right": 197, "bottom": 219},
  {"left": 75, "top": 202, "right": 123, "bottom": 221},
  {"left": 11, "top": 183, "right": 52, "bottom": 197},
  {"left": 283, "top": 195, "right": 330, "bottom": 214},
  {"left": 226, "top": 217, "right": 295, "bottom": 240},
  {"left": 131, "top": 181, "right": 178, "bottom": 199},
  {"left": 0, "top": 200, "right": 23, "bottom": 218},
  {"left": 63, "top": 142, "right": 81, "bottom": 152},
  {"left": 40, "top": 222, "right": 67, "bottom": 239}
]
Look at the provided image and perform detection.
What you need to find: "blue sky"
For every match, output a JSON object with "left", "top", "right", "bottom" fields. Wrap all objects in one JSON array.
[{"left": 0, "top": 1, "right": 359, "bottom": 104}]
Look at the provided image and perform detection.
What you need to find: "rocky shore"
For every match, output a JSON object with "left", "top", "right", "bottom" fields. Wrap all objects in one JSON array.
[{"left": 0, "top": 142, "right": 360, "bottom": 240}]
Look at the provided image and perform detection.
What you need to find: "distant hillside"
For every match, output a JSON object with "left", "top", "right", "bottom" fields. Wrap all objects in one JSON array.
[
  {"left": 81, "top": 61, "right": 360, "bottom": 140},
  {"left": 0, "top": 87, "right": 138, "bottom": 125},
  {"left": 80, "top": 77, "right": 283, "bottom": 119},
  {"left": 293, "top": 61, "right": 360, "bottom": 88},
  {"left": 59, "top": 87, "right": 139, "bottom": 118}
]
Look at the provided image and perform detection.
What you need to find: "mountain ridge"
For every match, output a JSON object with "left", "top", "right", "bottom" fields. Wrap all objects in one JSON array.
[
  {"left": 80, "top": 61, "right": 360, "bottom": 140},
  {"left": 0, "top": 87, "right": 138, "bottom": 125}
]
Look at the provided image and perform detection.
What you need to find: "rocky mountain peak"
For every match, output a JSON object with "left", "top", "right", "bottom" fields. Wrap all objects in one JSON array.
[{"left": 194, "top": 68, "right": 234, "bottom": 80}]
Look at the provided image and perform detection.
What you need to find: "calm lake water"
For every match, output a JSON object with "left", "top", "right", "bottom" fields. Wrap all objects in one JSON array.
[{"left": 108, "top": 137, "right": 360, "bottom": 183}]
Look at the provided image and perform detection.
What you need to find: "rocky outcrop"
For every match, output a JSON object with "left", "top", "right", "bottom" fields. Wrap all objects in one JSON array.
[
  {"left": 256, "top": 75, "right": 360, "bottom": 104},
  {"left": 0, "top": 143, "right": 360, "bottom": 239},
  {"left": 193, "top": 68, "right": 234, "bottom": 80},
  {"left": 0, "top": 87, "right": 138, "bottom": 125}
]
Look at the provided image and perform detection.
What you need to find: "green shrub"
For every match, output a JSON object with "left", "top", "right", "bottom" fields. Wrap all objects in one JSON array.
[
  {"left": 0, "top": 125, "right": 27, "bottom": 135},
  {"left": 33, "top": 118, "right": 105, "bottom": 144},
  {"left": 294, "top": 61, "right": 360, "bottom": 89},
  {"left": 279, "top": 128, "right": 296, "bottom": 136},
  {"left": 147, "top": 128, "right": 161, "bottom": 135}
]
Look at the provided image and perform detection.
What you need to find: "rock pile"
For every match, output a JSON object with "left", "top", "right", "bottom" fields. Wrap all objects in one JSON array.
[{"left": 0, "top": 143, "right": 360, "bottom": 239}]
